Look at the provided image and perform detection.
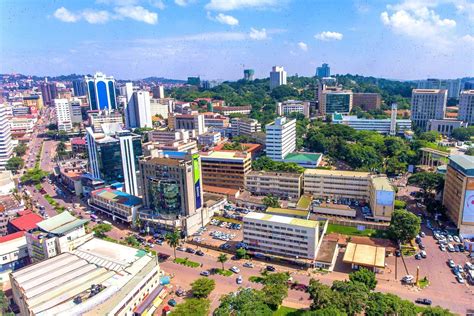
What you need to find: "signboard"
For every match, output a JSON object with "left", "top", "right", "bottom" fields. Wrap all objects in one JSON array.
[
  {"left": 192, "top": 154, "right": 202, "bottom": 209},
  {"left": 376, "top": 191, "right": 395, "bottom": 206},
  {"left": 462, "top": 190, "right": 474, "bottom": 223}
]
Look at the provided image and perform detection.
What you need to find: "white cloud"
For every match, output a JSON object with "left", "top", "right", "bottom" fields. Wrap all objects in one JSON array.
[
  {"left": 174, "top": 0, "right": 194, "bottom": 7},
  {"left": 461, "top": 34, "right": 474, "bottom": 44},
  {"left": 297, "top": 42, "right": 308, "bottom": 51},
  {"left": 165, "top": 32, "right": 247, "bottom": 42},
  {"left": 205, "top": 0, "right": 281, "bottom": 11},
  {"left": 114, "top": 6, "right": 158, "bottom": 24},
  {"left": 249, "top": 28, "right": 267, "bottom": 40},
  {"left": 151, "top": 0, "right": 166, "bottom": 10},
  {"left": 314, "top": 31, "right": 343, "bottom": 41},
  {"left": 215, "top": 13, "right": 239, "bottom": 26},
  {"left": 82, "top": 9, "right": 111, "bottom": 24},
  {"left": 53, "top": 7, "right": 80, "bottom": 23}
]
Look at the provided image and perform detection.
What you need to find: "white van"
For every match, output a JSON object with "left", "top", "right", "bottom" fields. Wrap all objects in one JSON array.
[{"left": 102, "top": 220, "right": 112, "bottom": 226}]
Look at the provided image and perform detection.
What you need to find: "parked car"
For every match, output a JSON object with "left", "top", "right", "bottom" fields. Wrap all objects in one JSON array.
[
  {"left": 177, "top": 246, "right": 187, "bottom": 252},
  {"left": 195, "top": 250, "right": 205, "bottom": 256},
  {"left": 453, "top": 235, "right": 461, "bottom": 243},
  {"left": 456, "top": 275, "right": 465, "bottom": 284},
  {"left": 243, "top": 262, "right": 254, "bottom": 268},
  {"left": 454, "top": 244, "right": 460, "bottom": 252},
  {"left": 401, "top": 275, "right": 414, "bottom": 284},
  {"left": 186, "top": 248, "right": 196, "bottom": 254},
  {"left": 418, "top": 243, "right": 425, "bottom": 250},
  {"left": 420, "top": 250, "right": 427, "bottom": 258},
  {"left": 420, "top": 231, "right": 426, "bottom": 238},
  {"left": 236, "top": 275, "right": 243, "bottom": 284},
  {"left": 415, "top": 253, "right": 421, "bottom": 260},
  {"left": 415, "top": 298, "right": 432, "bottom": 306},
  {"left": 266, "top": 265, "right": 276, "bottom": 272},
  {"left": 459, "top": 244, "right": 465, "bottom": 252},
  {"left": 448, "top": 259, "right": 455, "bottom": 268},
  {"left": 168, "top": 299, "right": 177, "bottom": 307},
  {"left": 447, "top": 244, "right": 455, "bottom": 252},
  {"left": 200, "top": 270, "right": 210, "bottom": 277},
  {"left": 176, "top": 289, "right": 186, "bottom": 297},
  {"left": 230, "top": 266, "right": 240, "bottom": 273}
]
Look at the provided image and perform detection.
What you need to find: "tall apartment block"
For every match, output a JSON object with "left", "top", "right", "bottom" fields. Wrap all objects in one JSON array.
[
  {"left": 316, "top": 63, "right": 331, "bottom": 77},
  {"left": 443, "top": 155, "right": 474, "bottom": 237},
  {"left": 417, "top": 78, "right": 461, "bottom": 99},
  {"left": 39, "top": 81, "right": 58, "bottom": 106},
  {"left": 265, "top": 117, "right": 296, "bottom": 161},
  {"left": 0, "top": 104, "right": 13, "bottom": 170},
  {"left": 244, "top": 69, "right": 255, "bottom": 81},
  {"left": 352, "top": 93, "right": 381, "bottom": 110},
  {"left": 125, "top": 89, "right": 153, "bottom": 129},
  {"left": 152, "top": 85, "right": 165, "bottom": 99},
  {"left": 411, "top": 89, "right": 447, "bottom": 131},
  {"left": 85, "top": 72, "right": 117, "bottom": 111},
  {"left": 72, "top": 79, "right": 87, "bottom": 97},
  {"left": 270, "top": 66, "right": 287, "bottom": 89},
  {"left": 458, "top": 90, "right": 474, "bottom": 125},
  {"left": 277, "top": 100, "right": 310, "bottom": 118},
  {"left": 54, "top": 98, "right": 82, "bottom": 132}
]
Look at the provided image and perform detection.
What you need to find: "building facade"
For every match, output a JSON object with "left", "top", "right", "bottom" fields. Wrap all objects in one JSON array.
[
  {"left": 265, "top": 117, "right": 296, "bottom": 161},
  {"left": 245, "top": 170, "right": 303, "bottom": 199},
  {"left": 125, "top": 89, "right": 153, "bottom": 129},
  {"left": 369, "top": 177, "right": 395, "bottom": 221},
  {"left": 88, "top": 111, "right": 123, "bottom": 132},
  {"left": 276, "top": 100, "right": 310, "bottom": 118},
  {"left": 85, "top": 72, "right": 117, "bottom": 111},
  {"left": 458, "top": 90, "right": 474, "bottom": 125},
  {"left": 89, "top": 187, "right": 142, "bottom": 224},
  {"left": 411, "top": 89, "right": 447, "bottom": 131},
  {"left": 316, "top": 63, "right": 330, "bottom": 77},
  {"left": 428, "top": 119, "right": 468, "bottom": 137},
  {"left": 230, "top": 117, "right": 261, "bottom": 137},
  {"left": 244, "top": 69, "right": 255, "bottom": 81},
  {"left": 418, "top": 78, "right": 461, "bottom": 99},
  {"left": 352, "top": 93, "right": 381, "bottom": 110},
  {"left": 332, "top": 113, "right": 412, "bottom": 135},
  {"left": 72, "top": 79, "right": 87, "bottom": 97},
  {"left": 320, "top": 90, "right": 353, "bottom": 115},
  {"left": 270, "top": 66, "right": 287, "bottom": 89},
  {"left": 0, "top": 104, "right": 13, "bottom": 170}
]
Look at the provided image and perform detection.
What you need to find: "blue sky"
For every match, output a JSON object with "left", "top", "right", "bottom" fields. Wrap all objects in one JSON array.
[{"left": 1, "top": 0, "right": 473, "bottom": 80}]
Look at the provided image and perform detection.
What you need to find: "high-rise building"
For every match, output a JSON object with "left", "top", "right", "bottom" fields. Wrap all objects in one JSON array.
[
  {"left": 417, "top": 78, "right": 461, "bottom": 99},
  {"left": 265, "top": 117, "right": 296, "bottom": 161},
  {"left": 86, "top": 124, "right": 142, "bottom": 195},
  {"left": 85, "top": 72, "right": 117, "bottom": 111},
  {"left": 72, "top": 79, "right": 87, "bottom": 97},
  {"left": 464, "top": 81, "right": 474, "bottom": 90},
  {"left": 187, "top": 77, "right": 201, "bottom": 86},
  {"left": 443, "top": 155, "right": 474, "bottom": 237},
  {"left": 152, "top": 85, "right": 165, "bottom": 99},
  {"left": 55, "top": 98, "right": 82, "bottom": 132},
  {"left": 269, "top": 66, "right": 287, "bottom": 89},
  {"left": 316, "top": 63, "right": 331, "bottom": 77},
  {"left": 88, "top": 111, "right": 123, "bottom": 132},
  {"left": 39, "top": 81, "right": 58, "bottom": 106},
  {"left": 125, "top": 89, "right": 152, "bottom": 129},
  {"left": 411, "top": 89, "right": 447, "bottom": 131},
  {"left": 0, "top": 104, "right": 13, "bottom": 170},
  {"left": 319, "top": 90, "right": 353, "bottom": 115},
  {"left": 458, "top": 90, "right": 474, "bottom": 125},
  {"left": 244, "top": 69, "right": 255, "bottom": 81}
]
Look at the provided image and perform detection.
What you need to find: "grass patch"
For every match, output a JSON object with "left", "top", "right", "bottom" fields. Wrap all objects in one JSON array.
[
  {"left": 249, "top": 275, "right": 266, "bottom": 283},
  {"left": 173, "top": 257, "right": 200, "bottom": 268},
  {"left": 273, "top": 306, "right": 305, "bottom": 316},
  {"left": 215, "top": 268, "right": 233, "bottom": 277},
  {"left": 418, "top": 276, "right": 429, "bottom": 289},
  {"left": 326, "top": 223, "right": 388, "bottom": 238},
  {"left": 296, "top": 195, "right": 312, "bottom": 210},
  {"left": 213, "top": 216, "right": 242, "bottom": 224}
]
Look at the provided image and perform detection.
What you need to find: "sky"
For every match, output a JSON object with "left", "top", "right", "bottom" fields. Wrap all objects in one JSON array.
[{"left": 0, "top": 0, "right": 473, "bottom": 80}]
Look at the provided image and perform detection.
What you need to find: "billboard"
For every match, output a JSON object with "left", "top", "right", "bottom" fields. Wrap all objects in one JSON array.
[
  {"left": 192, "top": 154, "right": 202, "bottom": 209},
  {"left": 376, "top": 191, "right": 395, "bottom": 206},
  {"left": 462, "top": 190, "right": 474, "bottom": 223}
]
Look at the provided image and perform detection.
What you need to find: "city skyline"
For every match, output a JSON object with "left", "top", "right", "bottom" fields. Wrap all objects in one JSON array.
[{"left": 1, "top": 0, "right": 473, "bottom": 80}]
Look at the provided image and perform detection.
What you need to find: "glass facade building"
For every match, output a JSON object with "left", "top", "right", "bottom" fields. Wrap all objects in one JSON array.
[
  {"left": 85, "top": 72, "right": 117, "bottom": 111},
  {"left": 325, "top": 93, "right": 352, "bottom": 114}
]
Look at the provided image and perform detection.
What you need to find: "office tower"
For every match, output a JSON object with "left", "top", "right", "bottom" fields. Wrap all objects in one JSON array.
[
  {"left": 125, "top": 89, "right": 152, "bottom": 129},
  {"left": 265, "top": 117, "right": 296, "bottom": 161},
  {"left": 39, "top": 81, "right": 58, "bottom": 106},
  {"left": 276, "top": 100, "right": 310, "bottom": 118},
  {"left": 86, "top": 124, "right": 142, "bottom": 195},
  {"left": 316, "top": 63, "right": 331, "bottom": 77},
  {"left": 72, "top": 79, "right": 87, "bottom": 97},
  {"left": 0, "top": 104, "right": 13, "bottom": 170},
  {"left": 319, "top": 90, "right": 353, "bottom": 115},
  {"left": 458, "top": 90, "right": 474, "bottom": 125},
  {"left": 88, "top": 111, "right": 123, "bottom": 132},
  {"left": 139, "top": 153, "right": 203, "bottom": 220},
  {"left": 443, "top": 155, "right": 474, "bottom": 237},
  {"left": 352, "top": 93, "right": 382, "bottom": 110},
  {"left": 411, "top": 89, "right": 447, "bottom": 131},
  {"left": 152, "top": 85, "right": 165, "bottom": 99},
  {"left": 55, "top": 98, "right": 83, "bottom": 132},
  {"left": 464, "top": 81, "right": 474, "bottom": 90},
  {"left": 390, "top": 103, "right": 397, "bottom": 136},
  {"left": 85, "top": 72, "right": 117, "bottom": 111},
  {"left": 269, "top": 66, "right": 287, "bottom": 89},
  {"left": 417, "top": 78, "right": 461, "bottom": 99},
  {"left": 244, "top": 69, "right": 255, "bottom": 81}
]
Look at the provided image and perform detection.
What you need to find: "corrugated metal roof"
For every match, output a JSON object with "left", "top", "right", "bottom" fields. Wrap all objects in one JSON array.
[{"left": 36, "top": 211, "right": 88, "bottom": 235}]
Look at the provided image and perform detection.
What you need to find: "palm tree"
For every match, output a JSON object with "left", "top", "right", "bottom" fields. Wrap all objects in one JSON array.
[
  {"left": 165, "top": 229, "right": 181, "bottom": 259},
  {"left": 217, "top": 253, "right": 228, "bottom": 270}
]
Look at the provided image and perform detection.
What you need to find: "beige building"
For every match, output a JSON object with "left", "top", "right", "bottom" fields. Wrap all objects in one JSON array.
[
  {"left": 369, "top": 177, "right": 395, "bottom": 221},
  {"left": 230, "top": 117, "right": 261, "bottom": 137},
  {"left": 245, "top": 170, "right": 303, "bottom": 199},
  {"left": 411, "top": 89, "right": 447, "bottom": 131},
  {"left": 443, "top": 155, "right": 474, "bottom": 237},
  {"left": 200, "top": 150, "right": 252, "bottom": 190},
  {"left": 352, "top": 93, "right": 381, "bottom": 110}
]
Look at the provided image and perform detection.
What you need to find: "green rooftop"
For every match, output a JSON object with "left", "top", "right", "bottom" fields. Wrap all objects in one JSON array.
[
  {"left": 284, "top": 152, "right": 322, "bottom": 163},
  {"left": 266, "top": 207, "right": 309, "bottom": 218},
  {"left": 37, "top": 211, "right": 88, "bottom": 235},
  {"left": 290, "top": 218, "right": 319, "bottom": 228},
  {"left": 296, "top": 195, "right": 312, "bottom": 210}
]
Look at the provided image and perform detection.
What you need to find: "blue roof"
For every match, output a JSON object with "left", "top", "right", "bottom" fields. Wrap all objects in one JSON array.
[
  {"left": 93, "top": 188, "right": 142, "bottom": 206},
  {"left": 449, "top": 155, "right": 474, "bottom": 176}
]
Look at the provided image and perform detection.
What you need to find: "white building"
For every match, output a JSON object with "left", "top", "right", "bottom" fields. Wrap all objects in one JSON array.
[
  {"left": 125, "top": 88, "right": 152, "bottom": 129},
  {"left": 418, "top": 78, "right": 461, "bottom": 99},
  {"left": 85, "top": 72, "right": 117, "bottom": 111},
  {"left": 148, "top": 129, "right": 191, "bottom": 143},
  {"left": 428, "top": 119, "right": 468, "bottom": 137},
  {"left": 230, "top": 117, "right": 261, "bottom": 137},
  {"left": 458, "top": 90, "right": 474, "bottom": 125},
  {"left": 277, "top": 100, "right": 310, "bottom": 118},
  {"left": 0, "top": 104, "right": 13, "bottom": 170},
  {"left": 332, "top": 113, "right": 412, "bottom": 135},
  {"left": 411, "top": 89, "right": 447, "bottom": 131},
  {"left": 0, "top": 232, "right": 29, "bottom": 275},
  {"left": 55, "top": 98, "right": 82, "bottom": 132},
  {"left": 152, "top": 85, "right": 165, "bottom": 98},
  {"left": 243, "top": 212, "right": 321, "bottom": 260},
  {"left": 270, "top": 66, "right": 287, "bottom": 89},
  {"left": 150, "top": 98, "right": 173, "bottom": 119},
  {"left": 11, "top": 115, "right": 37, "bottom": 134},
  {"left": 265, "top": 117, "right": 296, "bottom": 161},
  {"left": 88, "top": 111, "right": 123, "bottom": 132},
  {"left": 198, "top": 131, "right": 221, "bottom": 146}
]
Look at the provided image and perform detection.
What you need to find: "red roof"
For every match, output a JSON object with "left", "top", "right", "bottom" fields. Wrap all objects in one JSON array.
[
  {"left": 9, "top": 212, "right": 43, "bottom": 231},
  {"left": 17, "top": 209, "right": 32, "bottom": 216},
  {"left": 71, "top": 137, "right": 87, "bottom": 145},
  {"left": 0, "top": 231, "right": 25, "bottom": 243}
]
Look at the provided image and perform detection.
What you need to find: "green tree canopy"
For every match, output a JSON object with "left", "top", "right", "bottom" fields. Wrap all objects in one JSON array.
[
  {"left": 421, "top": 306, "right": 456, "bottom": 316},
  {"left": 418, "top": 131, "right": 440, "bottom": 142},
  {"left": 451, "top": 127, "right": 474, "bottom": 141},
  {"left": 330, "top": 280, "right": 369, "bottom": 315},
  {"left": 170, "top": 298, "right": 210, "bottom": 316},
  {"left": 6, "top": 157, "right": 24, "bottom": 172},
  {"left": 252, "top": 156, "right": 304, "bottom": 173},
  {"left": 20, "top": 167, "right": 49, "bottom": 184},
  {"left": 217, "top": 253, "right": 228, "bottom": 270},
  {"left": 14, "top": 143, "right": 28, "bottom": 156},
  {"left": 165, "top": 229, "right": 181, "bottom": 259},
  {"left": 261, "top": 273, "right": 289, "bottom": 310},
  {"left": 308, "top": 279, "right": 333, "bottom": 310},
  {"left": 365, "top": 292, "right": 417, "bottom": 316},
  {"left": 191, "top": 277, "right": 215, "bottom": 298},
  {"left": 408, "top": 172, "right": 445, "bottom": 196},
  {"left": 214, "top": 288, "right": 272, "bottom": 316},
  {"left": 262, "top": 195, "right": 280, "bottom": 208},
  {"left": 92, "top": 223, "right": 112, "bottom": 238},
  {"left": 389, "top": 209, "right": 421, "bottom": 242},
  {"left": 348, "top": 267, "right": 377, "bottom": 290}
]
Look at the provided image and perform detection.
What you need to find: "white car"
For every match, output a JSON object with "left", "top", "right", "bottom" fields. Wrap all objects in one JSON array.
[
  {"left": 402, "top": 275, "right": 414, "bottom": 284},
  {"left": 236, "top": 275, "right": 243, "bottom": 284},
  {"left": 447, "top": 235, "right": 454, "bottom": 242},
  {"left": 243, "top": 262, "right": 254, "bottom": 268},
  {"left": 420, "top": 250, "right": 427, "bottom": 258},
  {"left": 447, "top": 244, "right": 455, "bottom": 252},
  {"left": 453, "top": 235, "right": 461, "bottom": 243},
  {"left": 230, "top": 266, "right": 240, "bottom": 273}
]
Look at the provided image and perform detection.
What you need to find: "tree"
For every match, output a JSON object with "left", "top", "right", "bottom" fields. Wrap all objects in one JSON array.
[
  {"left": 466, "top": 147, "right": 474, "bottom": 156},
  {"left": 349, "top": 267, "right": 377, "bottom": 290},
  {"left": 165, "top": 229, "right": 181, "bottom": 259},
  {"left": 214, "top": 288, "right": 272, "bottom": 316},
  {"left": 330, "top": 280, "right": 369, "bottom": 315},
  {"left": 261, "top": 273, "right": 289, "bottom": 310},
  {"left": 92, "top": 223, "right": 112, "bottom": 238},
  {"left": 394, "top": 200, "right": 407, "bottom": 210},
  {"left": 422, "top": 306, "right": 455, "bottom": 316},
  {"left": 6, "top": 157, "right": 24, "bottom": 172},
  {"left": 170, "top": 298, "right": 210, "bottom": 316},
  {"left": 0, "top": 289, "right": 14, "bottom": 316},
  {"left": 308, "top": 279, "right": 333, "bottom": 310},
  {"left": 303, "top": 306, "right": 347, "bottom": 316},
  {"left": 419, "top": 131, "right": 440, "bottom": 142},
  {"left": 451, "top": 127, "right": 474, "bottom": 141},
  {"left": 389, "top": 209, "right": 421, "bottom": 242},
  {"left": 365, "top": 292, "right": 417, "bottom": 316},
  {"left": 47, "top": 123, "right": 58, "bottom": 130},
  {"left": 14, "top": 143, "right": 27, "bottom": 156},
  {"left": 408, "top": 172, "right": 445, "bottom": 196},
  {"left": 125, "top": 236, "right": 140, "bottom": 247},
  {"left": 191, "top": 278, "right": 215, "bottom": 298},
  {"left": 217, "top": 253, "right": 228, "bottom": 270},
  {"left": 262, "top": 195, "right": 280, "bottom": 208},
  {"left": 20, "top": 167, "right": 49, "bottom": 184},
  {"left": 235, "top": 247, "right": 247, "bottom": 259}
]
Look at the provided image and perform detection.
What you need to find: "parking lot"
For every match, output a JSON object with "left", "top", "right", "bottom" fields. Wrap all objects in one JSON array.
[{"left": 190, "top": 214, "right": 244, "bottom": 250}]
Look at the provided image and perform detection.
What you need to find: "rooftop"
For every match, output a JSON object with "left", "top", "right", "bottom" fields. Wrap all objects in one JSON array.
[
  {"left": 9, "top": 212, "right": 43, "bottom": 231},
  {"left": 91, "top": 188, "right": 142, "bottom": 207},
  {"left": 36, "top": 211, "right": 88, "bottom": 235},
  {"left": 284, "top": 152, "right": 322, "bottom": 163},
  {"left": 342, "top": 242, "right": 385, "bottom": 269},
  {"left": 200, "top": 150, "right": 249, "bottom": 161},
  {"left": 371, "top": 177, "right": 394, "bottom": 192},
  {"left": 449, "top": 155, "right": 474, "bottom": 176},
  {"left": 244, "top": 211, "right": 318, "bottom": 228},
  {"left": 247, "top": 170, "right": 302, "bottom": 178},
  {"left": 265, "top": 207, "right": 309, "bottom": 218},
  {"left": 304, "top": 168, "right": 370, "bottom": 178},
  {"left": 0, "top": 231, "right": 25, "bottom": 243},
  {"left": 315, "top": 240, "right": 338, "bottom": 264}
]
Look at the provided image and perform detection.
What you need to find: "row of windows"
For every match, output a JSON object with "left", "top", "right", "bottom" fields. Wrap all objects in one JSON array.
[{"left": 245, "top": 232, "right": 309, "bottom": 245}]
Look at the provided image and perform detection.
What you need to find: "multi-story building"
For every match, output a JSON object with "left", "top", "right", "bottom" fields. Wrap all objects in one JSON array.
[
  {"left": 213, "top": 105, "right": 251, "bottom": 116},
  {"left": 369, "top": 177, "right": 395, "bottom": 221},
  {"left": 352, "top": 93, "right": 381, "bottom": 110},
  {"left": 265, "top": 117, "right": 296, "bottom": 161},
  {"left": 245, "top": 170, "right": 303, "bottom": 199},
  {"left": 230, "top": 117, "right": 261, "bottom": 137},
  {"left": 88, "top": 110, "right": 123, "bottom": 132},
  {"left": 319, "top": 90, "right": 353, "bottom": 115},
  {"left": 277, "top": 100, "right": 310, "bottom": 118},
  {"left": 418, "top": 78, "right": 461, "bottom": 99},
  {"left": 332, "top": 113, "right": 412, "bottom": 135},
  {"left": 148, "top": 129, "right": 190, "bottom": 143},
  {"left": 443, "top": 155, "right": 474, "bottom": 237},
  {"left": 243, "top": 212, "right": 321, "bottom": 260},
  {"left": 316, "top": 63, "right": 330, "bottom": 77},
  {"left": 428, "top": 119, "right": 468, "bottom": 137},
  {"left": 204, "top": 112, "right": 229, "bottom": 129},
  {"left": 125, "top": 89, "right": 153, "bottom": 129},
  {"left": 0, "top": 104, "right": 13, "bottom": 170},
  {"left": 72, "top": 79, "right": 87, "bottom": 96},
  {"left": 89, "top": 187, "right": 142, "bottom": 224},
  {"left": 270, "top": 66, "right": 287, "bottom": 89},
  {"left": 198, "top": 131, "right": 221, "bottom": 147},
  {"left": 152, "top": 85, "right": 165, "bottom": 99},
  {"left": 411, "top": 89, "right": 447, "bottom": 131},
  {"left": 0, "top": 232, "right": 29, "bottom": 274},
  {"left": 85, "top": 72, "right": 117, "bottom": 111},
  {"left": 139, "top": 152, "right": 210, "bottom": 235},
  {"left": 54, "top": 98, "right": 82, "bottom": 132},
  {"left": 244, "top": 69, "right": 255, "bottom": 81},
  {"left": 169, "top": 113, "right": 206, "bottom": 135},
  {"left": 150, "top": 98, "right": 173, "bottom": 119},
  {"left": 200, "top": 150, "right": 252, "bottom": 190},
  {"left": 458, "top": 90, "right": 474, "bottom": 125},
  {"left": 57, "top": 159, "right": 87, "bottom": 195},
  {"left": 86, "top": 124, "right": 143, "bottom": 196},
  {"left": 22, "top": 95, "right": 43, "bottom": 110},
  {"left": 39, "top": 81, "right": 58, "bottom": 106},
  {"left": 10, "top": 115, "right": 37, "bottom": 135}
]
